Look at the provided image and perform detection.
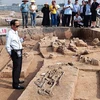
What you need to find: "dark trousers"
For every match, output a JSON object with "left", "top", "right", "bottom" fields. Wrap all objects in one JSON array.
[
  {"left": 57, "top": 15, "right": 60, "bottom": 26},
  {"left": 84, "top": 15, "right": 91, "bottom": 27},
  {"left": 74, "top": 22, "right": 83, "bottom": 27},
  {"left": 11, "top": 50, "right": 22, "bottom": 88},
  {"left": 80, "top": 13, "right": 84, "bottom": 18},
  {"left": 22, "top": 12, "right": 28, "bottom": 28},
  {"left": 64, "top": 14, "right": 71, "bottom": 26},
  {"left": 62, "top": 15, "right": 65, "bottom": 26},
  {"left": 71, "top": 12, "right": 78, "bottom": 26}
]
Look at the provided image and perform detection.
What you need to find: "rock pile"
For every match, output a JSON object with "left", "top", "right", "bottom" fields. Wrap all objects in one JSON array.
[
  {"left": 39, "top": 36, "right": 88, "bottom": 58},
  {"left": 92, "top": 38, "right": 100, "bottom": 46},
  {"left": 78, "top": 55, "right": 99, "bottom": 66}
]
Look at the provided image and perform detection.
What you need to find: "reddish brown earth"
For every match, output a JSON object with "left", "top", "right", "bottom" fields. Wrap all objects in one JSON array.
[
  {"left": 1, "top": 38, "right": 100, "bottom": 100},
  {"left": 0, "top": 24, "right": 100, "bottom": 100}
]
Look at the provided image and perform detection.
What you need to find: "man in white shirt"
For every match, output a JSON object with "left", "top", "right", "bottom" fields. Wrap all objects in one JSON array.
[
  {"left": 6, "top": 19, "right": 24, "bottom": 89},
  {"left": 74, "top": 13, "right": 83, "bottom": 27},
  {"left": 64, "top": 0, "right": 73, "bottom": 26}
]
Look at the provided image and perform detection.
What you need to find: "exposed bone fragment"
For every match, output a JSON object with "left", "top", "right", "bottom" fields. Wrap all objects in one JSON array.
[{"left": 34, "top": 65, "right": 64, "bottom": 96}]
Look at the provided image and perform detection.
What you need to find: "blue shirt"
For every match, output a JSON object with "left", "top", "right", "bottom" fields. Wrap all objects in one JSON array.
[
  {"left": 20, "top": 3, "right": 29, "bottom": 13},
  {"left": 85, "top": 4, "right": 91, "bottom": 15},
  {"left": 72, "top": 4, "right": 80, "bottom": 12}
]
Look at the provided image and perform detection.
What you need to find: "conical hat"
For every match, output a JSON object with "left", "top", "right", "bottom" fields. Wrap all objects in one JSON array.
[
  {"left": 30, "top": 0, "right": 35, "bottom": 2},
  {"left": 22, "top": 0, "right": 28, "bottom": 2}
]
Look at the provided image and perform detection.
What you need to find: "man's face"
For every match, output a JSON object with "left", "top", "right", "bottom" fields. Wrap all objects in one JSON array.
[
  {"left": 82, "top": 1, "right": 85, "bottom": 5},
  {"left": 68, "top": 0, "right": 71, "bottom": 3},
  {"left": 13, "top": 21, "right": 20, "bottom": 31},
  {"left": 31, "top": 2, "right": 35, "bottom": 4},
  {"left": 76, "top": 14, "right": 78, "bottom": 17},
  {"left": 52, "top": 1, "right": 56, "bottom": 5},
  {"left": 75, "top": 0, "right": 78, "bottom": 4},
  {"left": 23, "top": 1, "right": 27, "bottom": 3},
  {"left": 93, "top": 0, "right": 96, "bottom": 2}
]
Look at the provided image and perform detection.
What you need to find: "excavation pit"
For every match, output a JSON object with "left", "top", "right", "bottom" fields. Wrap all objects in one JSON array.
[{"left": 0, "top": 27, "right": 100, "bottom": 100}]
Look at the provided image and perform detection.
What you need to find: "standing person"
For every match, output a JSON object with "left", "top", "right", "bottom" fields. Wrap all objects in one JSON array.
[
  {"left": 71, "top": 0, "right": 80, "bottom": 27},
  {"left": 83, "top": 0, "right": 92, "bottom": 27},
  {"left": 96, "top": 3, "right": 100, "bottom": 28},
  {"left": 80, "top": 0, "right": 85, "bottom": 19},
  {"left": 91, "top": 0, "right": 99, "bottom": 28},
  {"left": 41, "top": 3, "right": 50, "bottom": 26},
  {"left": 6, "top": 19, "right": 24, "bottom": 89},
  {"left": 49, "top": 0, "right": 58, "bottom": 27},
  {"left": 63, "top": 0, "right": 73, "bottom": 26},
  {"left": 56, "top": 5, "right": 61, "bottom": 26},
  {"left": 57, "top": 5, "right": 61, "bottom": 26},
  {"left": 29, "top": 0, "right": 37, "bottom": 27},
  {"left": 60, "top": 7, "right": 65, "bottom": 26},
  {"left": 20, "top": 0, "right": 29, "bottom": 29}
]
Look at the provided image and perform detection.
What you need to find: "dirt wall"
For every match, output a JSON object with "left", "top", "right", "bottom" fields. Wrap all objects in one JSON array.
[{"left": 0, "top": 27, "right": 100, "bottom": 45}]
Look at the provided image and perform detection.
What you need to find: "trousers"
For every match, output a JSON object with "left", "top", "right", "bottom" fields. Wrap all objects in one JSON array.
[
  {"left": 11, "top": 49, "right": 22, "bottom": 87},
  {"left": 96, "top": 16, "right": 100, "bottom": 27},
  {"left": 22, "top": 12, "right": 28, "bottom": 28}
]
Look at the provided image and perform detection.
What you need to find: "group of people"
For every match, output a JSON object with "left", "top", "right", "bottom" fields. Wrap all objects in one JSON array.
[
  {"left": 20, "top": 0, "right": 37, "bottom": 28},
  {"left": 41, "top": 0, "right": 100, "bottom": 28},
  {"left": 20, "top": 0, "right": 100, "bottom": 28},
  {"left": 20, "top": 0, "right": 61, "bottom": 28}
]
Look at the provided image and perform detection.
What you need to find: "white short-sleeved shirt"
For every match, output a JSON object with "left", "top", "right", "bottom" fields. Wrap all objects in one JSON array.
[
  {"left": 64, "top": 3, "right": 73, "bottom": 15},
  {"left": 30, "top": 5, "right": 37, "bottom": 13},
  {"left": 74, "top": 16, "right": 82, "bottom": 21}
]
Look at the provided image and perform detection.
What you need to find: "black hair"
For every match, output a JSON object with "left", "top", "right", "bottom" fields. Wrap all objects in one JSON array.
[{"left": 10, "top": 19, "right": 18, "bottom": 26}]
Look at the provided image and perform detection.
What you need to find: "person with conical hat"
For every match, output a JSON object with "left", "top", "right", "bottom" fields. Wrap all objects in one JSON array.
[
  {"left": 20, "top": 0, "right": 29, "bottom": 28},
  {"left": 29, "top": 0, "right": 37, "bottom": 27}
]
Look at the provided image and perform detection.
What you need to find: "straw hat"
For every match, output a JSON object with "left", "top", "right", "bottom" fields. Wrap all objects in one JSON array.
[
  {"left": 44, "top": 2, "right": 49, "bottom": 5},
  {"left": 30, "top": 0, "right": 35, "bottom": 2}
]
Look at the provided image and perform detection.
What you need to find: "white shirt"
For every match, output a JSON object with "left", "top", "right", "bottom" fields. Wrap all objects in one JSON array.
[
  {"left": 6, "top": 29, "right": 22, "bottom": 55},
  {"left": 64, "top": 3, "right": 73, "bottom": 15},
  {"left": 74, "top": 16, "right": 82, "bottom": 21},
  {"left": 30, "top": 4, "right": 37, "bottom": 13},
  {"left": 73, "top": 4, "right": 80, "bottom": 12}
]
